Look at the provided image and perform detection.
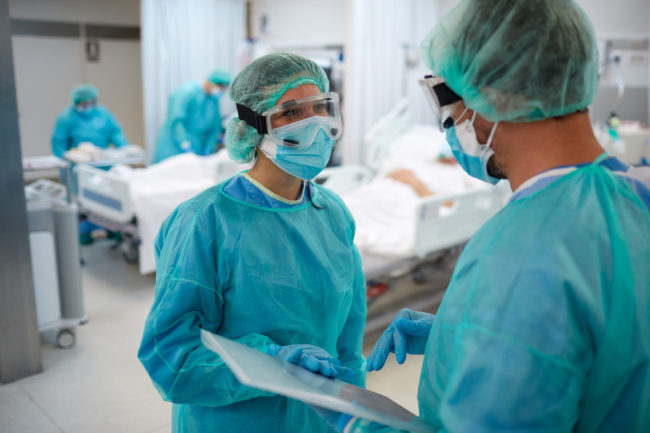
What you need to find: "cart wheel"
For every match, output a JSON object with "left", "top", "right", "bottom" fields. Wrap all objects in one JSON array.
[
  {"left": 56, "top": 329, "right": 76, "bottom": 349},
  {"left": 122, "top": 241, "right": 139, "bottom": 264}
]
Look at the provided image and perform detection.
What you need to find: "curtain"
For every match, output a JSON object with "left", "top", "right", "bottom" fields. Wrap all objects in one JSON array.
[
  {"left": 141, "top": 0, "right": 246, "bottom": 160},
  {"left": 343, "top": 0, "right": 438, "bottom": 165}
]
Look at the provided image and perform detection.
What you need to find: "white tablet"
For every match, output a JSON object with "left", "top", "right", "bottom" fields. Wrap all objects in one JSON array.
[{"left": 200, "top": 330, "right": 436, "bottom": 433}]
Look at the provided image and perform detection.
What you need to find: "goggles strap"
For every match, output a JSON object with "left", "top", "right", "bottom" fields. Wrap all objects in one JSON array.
[{"left": 236, "top": 103, "right": 268, "bottom": 135}]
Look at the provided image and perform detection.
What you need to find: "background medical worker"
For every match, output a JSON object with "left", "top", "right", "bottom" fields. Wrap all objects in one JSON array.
[
  {"left": 310, "top": 1, "right": 650, "bottom": 432},
  {"left": 139, "top": 52, "right": 366, "bottom": 433},
  {"left": 152, "top": 68, "right": 232, "bottom": 163},
  {"left": 51, "top": 84, "right": 128, "bottom": 158}
]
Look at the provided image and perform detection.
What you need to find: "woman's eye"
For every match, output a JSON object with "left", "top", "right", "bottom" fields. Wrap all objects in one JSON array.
[{"left": 283, "top": 108, "right": 299, "bottom": 119}]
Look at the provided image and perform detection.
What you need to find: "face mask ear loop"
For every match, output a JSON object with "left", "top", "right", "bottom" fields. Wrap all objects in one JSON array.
[
  {"left": 454, "top": 107, "right": 470, "bottom": 126},
  {"left": 484, "top": 121, "right": 499, "bottom": 148}
]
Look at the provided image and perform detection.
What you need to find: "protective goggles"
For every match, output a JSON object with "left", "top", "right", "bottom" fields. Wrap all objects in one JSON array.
[
  {"left": 236, "top": 92, "right": 342, "bottom": 147},
  {"left": 75, "top": 100, "right": 97, "bottom": 110},
  {"left": 418, "top": 75, "right": 462, "bottom": 131}
]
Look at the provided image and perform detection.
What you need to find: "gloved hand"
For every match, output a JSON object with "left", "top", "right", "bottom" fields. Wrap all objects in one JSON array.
[
  {"left": 309, "top": 405, "right": 353, "bottom": 433},
  {"left": 366, "top": 309, "right": 435, "bottom": 372},
  {"left": 268, "top": 344, "right": 356, "bottom": 380}
]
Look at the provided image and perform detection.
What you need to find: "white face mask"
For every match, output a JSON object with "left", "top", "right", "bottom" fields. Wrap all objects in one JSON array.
[{"left": 445, "top": 109, "right": 501, "bottom": 184}]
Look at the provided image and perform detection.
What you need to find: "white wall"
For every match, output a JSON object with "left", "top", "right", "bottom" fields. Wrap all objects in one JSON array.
[
  {"left": 250, "top": 0, "right": 345, "bottom": 48},
  {"left": 576, "top": 0, "right": 649, "bottom": 36},
  {"left": 9, "top": 0, "right": 143, "bottom": 158}
]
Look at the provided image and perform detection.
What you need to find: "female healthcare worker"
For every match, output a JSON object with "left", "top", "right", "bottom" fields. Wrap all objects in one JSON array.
[{"left": 138, "top": 52, "right": 366, "bottom": 433}]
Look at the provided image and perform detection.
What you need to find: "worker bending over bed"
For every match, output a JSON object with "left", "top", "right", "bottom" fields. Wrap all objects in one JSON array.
[
  {"left": 309, "top": 1, "right": 650, "bottom": 432},
  {"left": 51, "top": 84, "right": 128, "bottom": 159},
  {"left": 152, "top": 69, "right": 232, "bottom": 163},
  {"left": 139, "top": 52, "right": 366, "bottom": 433}
]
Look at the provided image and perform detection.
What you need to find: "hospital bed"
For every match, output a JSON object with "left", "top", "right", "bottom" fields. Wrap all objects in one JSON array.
[
  {"left": 316, "top": 101, "right": 510, "bottom": 334},
  {"left": 77, "top": 152, "right": 249, "bottom": 271}
]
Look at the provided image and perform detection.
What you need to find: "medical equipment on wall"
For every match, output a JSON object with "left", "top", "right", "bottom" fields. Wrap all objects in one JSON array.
[
  {"left": 595, "top": 38, "right": 650, "bottom": 165},
  {"left": 25, "top": 179, "right": 86, "bottom": 348}
]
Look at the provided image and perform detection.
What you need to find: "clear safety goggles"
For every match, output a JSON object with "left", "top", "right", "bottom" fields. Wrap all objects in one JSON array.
[
  {"left": 75, "top": 100, "right": 97, "bottom": 110},
  {"left": 236, "top": 92, "right": 342, "bottom": 147},
  {"left": 418, "top": 75, "right": 462, "bottom": 131}
]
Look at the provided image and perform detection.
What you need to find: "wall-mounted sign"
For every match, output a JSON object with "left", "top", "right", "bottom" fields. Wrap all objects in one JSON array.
[{"left": 86, "top": 39, "right": 100, "bottom": 62}]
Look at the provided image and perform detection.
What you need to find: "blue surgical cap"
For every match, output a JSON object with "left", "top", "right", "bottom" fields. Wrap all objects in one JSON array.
[
  {"left": 421, "top": 0, "right": 599, "bottom": 122},
  {"left": 207, "top": 69, "right": 232, "bottom": 86},
  {"left": 71, "top": 84, "right": 99, "bottom": 104}
]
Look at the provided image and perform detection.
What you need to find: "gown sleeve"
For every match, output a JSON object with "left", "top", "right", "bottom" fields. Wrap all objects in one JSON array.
[
  {"left": 138, "top": 203, "right": 277, "bottom": 406},
  {"left": 336, "top": 214, "right": 367, "bottom": 388},
  {"left": 51, "top": 111, "right": 71, "bottom": 158},
  {"left": 105, "top": 110, "right": 128, "bottom": 147}
]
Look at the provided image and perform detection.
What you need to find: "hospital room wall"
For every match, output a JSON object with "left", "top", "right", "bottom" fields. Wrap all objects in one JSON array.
[
  {"left": 9, "top": 0, "right": 144, "bottom": 158},
  {"left": 576, "top": 0, "right": 650, "bottom": 125},
  {"left": 248, "top": 0, "right": 346, "bottom": 47}
]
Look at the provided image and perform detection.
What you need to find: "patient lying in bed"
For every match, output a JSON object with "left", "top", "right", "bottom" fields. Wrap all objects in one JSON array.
[{"left": 339, "top": 125, "right": 485, "bottom": 258}]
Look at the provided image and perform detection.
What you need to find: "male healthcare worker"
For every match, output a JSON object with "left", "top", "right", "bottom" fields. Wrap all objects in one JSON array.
[
  {"left": 152, "top": 69, "right": 231, "bottom": 163},
  {"left": 311, "top": 1, "right": 650, "bottom": 432},
  {"left": 51, "top": 84, "right": 128, "bottom": 158}
]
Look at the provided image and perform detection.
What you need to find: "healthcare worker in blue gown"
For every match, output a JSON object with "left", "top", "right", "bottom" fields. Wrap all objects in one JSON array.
[
  {"left": 309, "top": 1, "right": 650, "bottom": 432},
  {"left": 51, "top": 84, "right": 128, "bottom": 158},
  {"left": 138, "top": 52, "right": 366, "bottom": 433},
  {"left": 152, "top": 69, "right": 232, "bottom": 163},
  {"left": 51, "top": 84, "right": 128, "bottom": 244}
]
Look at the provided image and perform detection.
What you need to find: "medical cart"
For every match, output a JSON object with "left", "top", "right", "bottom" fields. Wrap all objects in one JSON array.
[{"left": 25, "top": 179, "right": 87, "bottom": 348}]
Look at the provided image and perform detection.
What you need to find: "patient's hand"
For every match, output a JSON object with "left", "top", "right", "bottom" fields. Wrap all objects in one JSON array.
[
  {"left": 386, "top": 169, "right": 433, "bottom": 197},
  {"left": 437, "top": 156, "right": 458, "bottom": 165}
]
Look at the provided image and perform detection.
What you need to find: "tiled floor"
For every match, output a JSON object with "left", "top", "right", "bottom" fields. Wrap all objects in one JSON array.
[{"left": 0, "top": 241, "right": 427, "bottom": 433}]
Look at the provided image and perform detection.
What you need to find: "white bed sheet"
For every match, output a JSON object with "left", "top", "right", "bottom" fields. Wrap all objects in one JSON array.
[
  {"left": 110, "top": 151, "right": 249, "bottom": 274},
  {"left": 341, "top": 125, "right": 485, "bottom": 258}
]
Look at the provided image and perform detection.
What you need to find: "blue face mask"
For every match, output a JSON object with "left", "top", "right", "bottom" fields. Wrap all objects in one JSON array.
[
  {"left": 75, "top": 105, "right": 96, "bottom": 117},
  {"left": 259, "top": 118, "right": 336, "bottom": 180},
  {"left": 445, "top": 111, "right": 501, "bottom": 185}
]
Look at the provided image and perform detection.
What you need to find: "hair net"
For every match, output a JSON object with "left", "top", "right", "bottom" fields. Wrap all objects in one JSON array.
[
  {"left": 225, "top": 52, "right": 329, "bottom": 163},
  {"left": 421, "top": 0, "right": 599, "bottom": 122},
  {"left": 207, "top": 69, "right": 232, "bottom": 86},
  {"left": 71, "top": 84, "right": 99, "bottom": 104}
]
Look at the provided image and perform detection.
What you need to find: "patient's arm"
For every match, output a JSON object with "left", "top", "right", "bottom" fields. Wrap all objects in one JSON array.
[
  {"left": 387, "top": 169, "right": 455, "bottom": 207},
  {"left": 386, "top": 169, "right": 433, "bottom": 197}
]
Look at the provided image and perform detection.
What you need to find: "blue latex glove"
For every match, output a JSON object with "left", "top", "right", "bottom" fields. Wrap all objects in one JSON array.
[
  {"left": 366, "top": 309, "right": 435, "bottom": 371},
  {"left": 309, "top": 405, "right": 353, "bottom": 433},
  {"left": 268, "top": 344, "right": 356, "bottom": 380}
]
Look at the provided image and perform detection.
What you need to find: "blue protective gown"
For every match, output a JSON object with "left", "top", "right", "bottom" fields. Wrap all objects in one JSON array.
[
  {"left": 350, "top": 157, "right": 650, "bottom": 432},
  {"left": 152, "top": 81, "right": 224, "bottom": 164},
  {"left": 138, "top": 174, "right": 367, "bottom": 433},
  {"left": 51, "top": 105, "right": 128, "bottom": 158}
]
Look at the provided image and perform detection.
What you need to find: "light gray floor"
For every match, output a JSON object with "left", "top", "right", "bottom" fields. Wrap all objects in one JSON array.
[{"left": 0, "top": 241, "right": 424, "bottom": 433}]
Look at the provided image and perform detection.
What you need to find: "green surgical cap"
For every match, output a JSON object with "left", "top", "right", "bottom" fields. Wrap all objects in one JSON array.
[
  {"left": 207, "top": 69, "right": 232, "bottom": 86},
  {"left": 225, "top": 52, "right": 329, "bottom": 163},
  {"left": 71, "top": 84, "right": 99, "bottom": 104},
  {"left": 421, "top": 0, "right": 599, "bottom": 122}
]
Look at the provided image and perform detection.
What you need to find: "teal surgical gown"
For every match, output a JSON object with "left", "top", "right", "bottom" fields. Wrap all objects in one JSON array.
[
  {"left": 153, "top": 81, "right": 224, "bottom": 164},
  {"left": 51, "top": 105, "right": 127, "bottom": 158},
  {"left": 138, "top": 174, "right": 367, "bottom": 433},
  {"left": 350, "top": 158, "right": 650, "bottom": 432}
]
